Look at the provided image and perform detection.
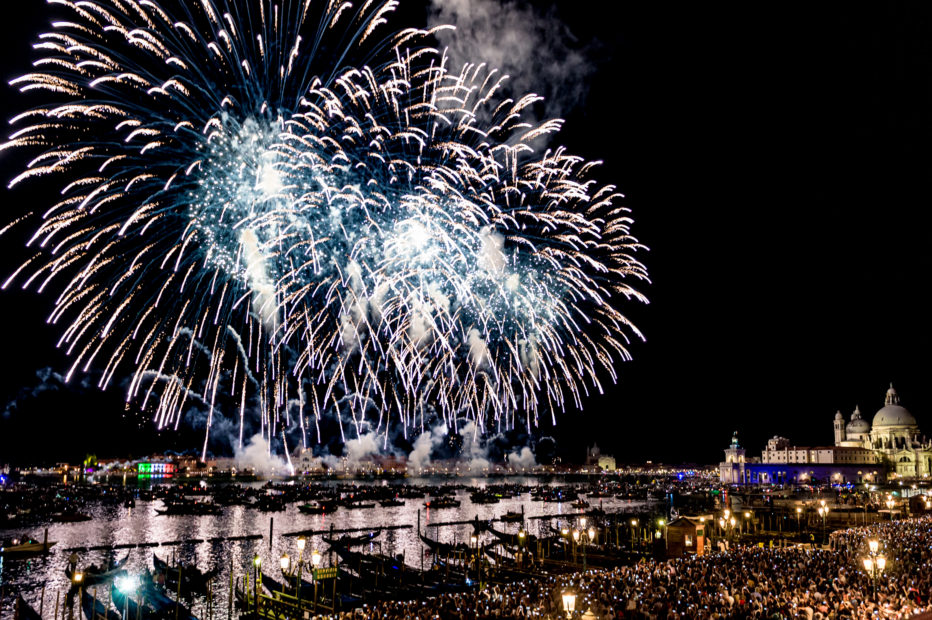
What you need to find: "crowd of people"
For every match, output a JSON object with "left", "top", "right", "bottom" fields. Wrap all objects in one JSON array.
[{"left": 319, "top": 515, "right": 931, "bottom": 619}]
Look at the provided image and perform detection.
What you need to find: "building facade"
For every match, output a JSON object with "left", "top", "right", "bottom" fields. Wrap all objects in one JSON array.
[{"left": 721, "top": 385, "right": 930, "bottom": 484}]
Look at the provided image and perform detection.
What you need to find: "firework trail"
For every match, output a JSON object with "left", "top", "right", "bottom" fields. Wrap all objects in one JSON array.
[{"left": 2, "top": 0, "right": 648, "bottom": 456}]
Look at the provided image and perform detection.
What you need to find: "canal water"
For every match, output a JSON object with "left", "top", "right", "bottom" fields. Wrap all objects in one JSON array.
[{"left": 1, "top": 478, "right": 658, "bottom": 618}]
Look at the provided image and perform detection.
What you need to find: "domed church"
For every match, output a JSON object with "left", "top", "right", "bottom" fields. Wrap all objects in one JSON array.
[{"left": 834, "top": 384, "right": 932, "bottom": 478}]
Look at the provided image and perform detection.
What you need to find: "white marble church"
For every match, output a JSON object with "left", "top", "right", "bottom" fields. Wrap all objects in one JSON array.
[
  {"left": 721, "top": 384, "right": 931, "bottom": 485},
  {"left": 833, "top": 384, "right": 932, "bottom": 478}
]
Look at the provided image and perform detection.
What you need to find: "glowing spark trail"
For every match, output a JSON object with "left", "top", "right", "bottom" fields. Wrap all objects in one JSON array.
[{"left": 2, "top": 0, "right": 648, "bottom": 455}]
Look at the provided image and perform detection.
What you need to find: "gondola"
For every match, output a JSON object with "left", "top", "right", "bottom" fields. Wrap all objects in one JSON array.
[
  {"left": 81, "top": 589, "right": 121, "bottom": 620},
  {"left": 66, "top": 553, "right": 130, "bottom": 586},
  {"left": 322, "top": 529, "right": 381, "bottom": 547},
  {"left": 14, "top": 595, "right": 42, "bottom": 620},
  {"left": 152, "top": 553, "right": 218, "bottom": 595},
  {"left": 418, "top": 533, "right": 469, "bottom": 556}
]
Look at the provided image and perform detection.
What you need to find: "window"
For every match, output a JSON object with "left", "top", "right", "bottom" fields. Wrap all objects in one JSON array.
[{"left": 685, "top": 535, "right": 693, "bottom": 547}]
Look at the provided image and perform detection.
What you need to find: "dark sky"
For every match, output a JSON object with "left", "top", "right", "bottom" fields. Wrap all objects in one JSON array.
[{"left": 1, "top": 2, "right": 931, "bottom": 465}]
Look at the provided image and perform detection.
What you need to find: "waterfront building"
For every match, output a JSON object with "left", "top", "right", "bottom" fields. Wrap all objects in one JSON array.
[
  {"left": 586, "top": 443, "right": 617, "bottom": 471},
  {"left": 721, "top": 384, "right": 930, "bottom": 484}
]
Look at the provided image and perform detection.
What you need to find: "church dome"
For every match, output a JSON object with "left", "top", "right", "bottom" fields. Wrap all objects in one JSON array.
[
  {"left": 847, "top": 405, "right": 870, "bottom": 434},
  {"left": 872, "top": 385, "right": 918, "bottom": 428}
]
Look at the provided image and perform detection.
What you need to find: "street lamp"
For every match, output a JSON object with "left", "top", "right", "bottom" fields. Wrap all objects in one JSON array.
[
  {"left": 885, "top": 499, "right": 895, "bottom": 521},
  {"left": 862, "top": 539, "right": 886, "bottom": 599},
  {"left": 817, "top": 506, "right": 828, "bottom": 543},
  {"left": 796, "top": 507, "right": 802, "bottom": 532},
  {"left": 470, "top": 535, "right": 479, "bottom": 583},
  {"left": 296, "top": 536, "right": 306, "bottom": 608},
  {"left": 253, "top": 554, "right": 262, "bottom": 616},
  {"left": 310, "top": 548, "right": 322, "bottom": 612},
  {"left": 572, "top": 529, "right": 580, "bottom": 566},
  {"left": 561, "top": 589, "right": 576, "bottom": 618}
]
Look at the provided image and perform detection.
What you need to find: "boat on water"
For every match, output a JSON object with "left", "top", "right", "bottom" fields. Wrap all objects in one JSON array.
[
  {"left": 297, "top": 499, "right": 339, "bottom": 514},
  {"left": 81, "top": 589, "right": 121, "bottom": 620},
  {"left": 155, "top": 499, "right": 222, "bottom": 516},
  {"left": 379, "top": 498, "right": 404, "bottom": 507},
  {"left": 423, "top": 497, "right": 460, "bottom": 509},
  {"left": 14, "top": 595, "right": 42, "bottom": 620},
  {"left": 112, "top": 572, "right": 197, "bottom": 620},
  {"left": 152, "top": 553, "right": 218, "bottom": 595},
  {"left": 66, "top": 553, "right": 130, "bottom": 586},
  {"left": 51, "top": 510, "right": 93, "bottom": 523},
  {"left": 1, "top": 534, "right": 56, "bottom": 557},
  {"left": 322, "top": 530, "right": 381, "bottom": 547},
  {"left": 341, "top": 501, "right": 376, "bottom": 510},
  {"left": 499, "top": 510, "right": 524, "bottom": 523},
  {"left": 469, "top": 491, "right": 500, "bottom": 504}
]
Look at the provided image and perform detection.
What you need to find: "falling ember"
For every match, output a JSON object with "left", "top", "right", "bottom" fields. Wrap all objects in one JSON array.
[{"left": 1, "top": 0, "right": 648, "bottom": 454}]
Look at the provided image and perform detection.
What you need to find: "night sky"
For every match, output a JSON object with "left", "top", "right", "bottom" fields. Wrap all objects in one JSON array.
[{"left": 1, "top": 2, "right": 931, "bottom": 465}]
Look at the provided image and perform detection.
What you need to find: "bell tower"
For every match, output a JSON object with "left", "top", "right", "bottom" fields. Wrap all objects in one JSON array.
[{"left": 834, "top": 411, "right": 846, "bottom": 445}]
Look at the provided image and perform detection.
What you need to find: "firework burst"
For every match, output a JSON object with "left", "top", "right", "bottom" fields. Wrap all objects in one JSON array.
[{"left": 2, "top": 0, "right": 648, "bottom": 456}]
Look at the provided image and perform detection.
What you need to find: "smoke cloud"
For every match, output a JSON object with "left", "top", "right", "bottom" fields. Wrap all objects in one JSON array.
[
  {"left": 507, "top": 446, "right": 537, "bottom": 469},
  {"left": 428, "top": 0, "right": 597, "bottom": 120},
  {"left": 235, "top": 433, "right": 291, "bottom": 475}
]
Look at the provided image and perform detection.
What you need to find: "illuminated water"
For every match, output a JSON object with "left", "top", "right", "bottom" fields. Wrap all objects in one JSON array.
[{"left": 1, "top": 478, "right": 658, "bottom": 618}]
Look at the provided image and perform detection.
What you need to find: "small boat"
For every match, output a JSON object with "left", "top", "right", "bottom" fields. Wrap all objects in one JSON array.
[
  {"left": 571, "top": 499, "right": 590, "bottom": 509},
  {"left": 499, "top": 511, "right": 524, "bottom": 523},
  {"left": 469, "top": 491, "right": 500, "bottom": 504},
  {"left": 379, "top": 498, "right": 404, "bottom": 507},
  {"left": 322, "top": 530, "right": 381, "bottom": 547},
  {"left": 52, "top": 511, "right": 93, "bottom": 523},
  {"left": 1, "top": 535, "right": 56, "bottom": 556},
  {"left": 153, "top": 553, "right": 218, "bottom": 595},
  {"left": 341, "top": 501, "right": 376, "bottom": 510},
  {"left": 66, "top": 553, "right": 130, "bottom": 586},
  {"left": 419, "top": 533, "right": 469, "bottom": 556},
  {"left": 156, "top": 499, "right": 222, "bottom": 516},
  {"left": 424, "top": 497, "right": 460, "bottom": 509},
  {"left": 297, "top": 500, "right": 339, "bottom": 514},
  {"left": 254, "top": 494, "right": 286, "bottom": 512},
  {"left": 14, "top": 595, "right": 42, "bottom": 620},
  {"left": 81, "top": 589, "right": 121, "bottom": 620}
]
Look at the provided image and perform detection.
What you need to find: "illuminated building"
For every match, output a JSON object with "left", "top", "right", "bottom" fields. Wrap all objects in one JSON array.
[{"left": 721, "top": 384, "right": 931, "bottom": 484}]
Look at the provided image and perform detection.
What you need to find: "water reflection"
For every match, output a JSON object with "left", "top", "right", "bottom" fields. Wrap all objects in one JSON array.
[{"left": 1, "top": 477, "right": 656, "bottom": 617}]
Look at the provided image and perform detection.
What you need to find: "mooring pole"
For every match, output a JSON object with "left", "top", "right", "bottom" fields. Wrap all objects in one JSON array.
[{"left": 269, "top": 517, "right": 274, "bottom": 550}]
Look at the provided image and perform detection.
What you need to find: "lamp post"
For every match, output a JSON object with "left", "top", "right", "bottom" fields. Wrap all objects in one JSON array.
[
  {"left": 470, "top": 535, "right": 478, "bottom": 584},
  {"left": 280, "top": 554, "right": 290, "bottom": 597},
  {"left": 572, "top": 529, "right": 580, "bottom": 566},
  {"left": 795, "top": 507, "right": 802, "bottom": 532},
  {"left": 296, "top": 536, "right": 306, "bottom": 609},
  {"left": 253, "top": 554, "right": 262, "bottom": 617},
  {"left": 817, "top": 507, "right": 827, "bottom": 544},
  {"left": 561, "top": 589, "right": 576, "bottom": 618},
  {"left": 861, "top": 539, "right": 886, "bottom": 600},
  {"left": 311, "top": 548, "right": 322, "bottom": 612},
  {"left": 885, "top": 499, "right": 895, "bottom": 521},
  {"left": 629, "top": 519, "right": 638, "bottom": 551}
]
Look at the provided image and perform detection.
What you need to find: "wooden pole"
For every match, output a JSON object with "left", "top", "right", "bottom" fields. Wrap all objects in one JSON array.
[
  {"left": 269, "top": 518, "right": 274, "bottom": 550},
  {"left": 39, "top": 584, "right": 46, "bottom": 617},
  {"left": 176, "top": 565, "right": 182, "bottom": 620},
  {"left": 228, "top": 557, "right": 234, "bottom": 620},
  {"left": 53, "top": 590, "right": 60, "bottom": 620}
]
